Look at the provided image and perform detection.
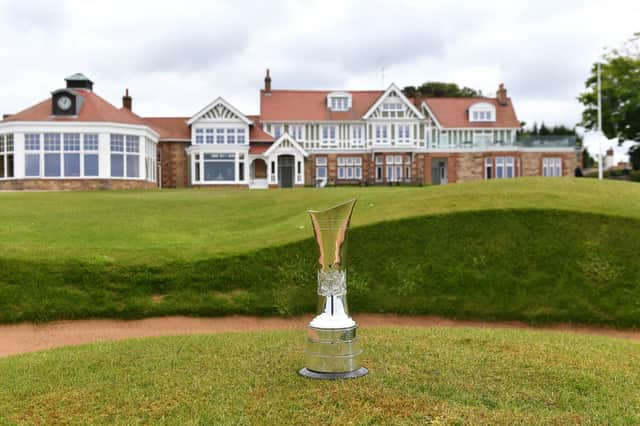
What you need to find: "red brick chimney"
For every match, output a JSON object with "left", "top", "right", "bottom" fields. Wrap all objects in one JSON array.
[
  {"left": 122, "top": 88, "right": 132, "bottom": 111},
  {"left": 264, "top": 68, "right": 272, "bottom": 94},
  {"left": 496, "top": 83, "right": 508, "bottom": 106}
]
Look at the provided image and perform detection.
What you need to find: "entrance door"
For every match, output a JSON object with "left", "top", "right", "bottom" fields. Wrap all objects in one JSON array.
[
  {"left": 278, "top": 155, "right": 294, "bottom": 188},
  {"left": 431, "top": 159, "right": 448, "bottom": 185}
]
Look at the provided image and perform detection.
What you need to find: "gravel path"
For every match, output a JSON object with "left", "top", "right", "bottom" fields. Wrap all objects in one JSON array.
[{"left": 1, "top": 314, "right": 638, "bottom": 358}]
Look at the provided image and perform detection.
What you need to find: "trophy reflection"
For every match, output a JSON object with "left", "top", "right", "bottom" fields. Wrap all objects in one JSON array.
[{"left": 299, "top": 199, "right": 368, "bottom": 379}]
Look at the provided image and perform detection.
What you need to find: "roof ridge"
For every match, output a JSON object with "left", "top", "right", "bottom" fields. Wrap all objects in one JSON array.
[{"left": 264, "top": 89, "right": 384, "bottom": 93}]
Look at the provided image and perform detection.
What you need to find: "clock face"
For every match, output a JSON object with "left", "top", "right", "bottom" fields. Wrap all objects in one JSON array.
[{"left": 57, "top": 96, "right": 72, "bottom": 111}]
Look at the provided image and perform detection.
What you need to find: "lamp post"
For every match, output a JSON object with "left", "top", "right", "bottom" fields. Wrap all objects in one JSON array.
[{"left": 597, "top": 62, "right": 603, "bottom": 180}]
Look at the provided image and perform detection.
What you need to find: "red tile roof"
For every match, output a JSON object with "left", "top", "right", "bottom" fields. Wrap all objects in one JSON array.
[
  {"left": 246, "top": 115, "right": 274, "bottom": 142},
  {"left": 144, "top": 117, "right": 190, "bottom": 140},
  {"left": 4, "top": 89, "right": 150, "bottom": 126},
  {"left": 260, "top": 90, "right": 383, "bottom": 121},
  {"left": 249, "top": 142, "right": 271, "bottom": 154},
  {"left": 420, "top": 97, "right": 521, "bottom": 128}
]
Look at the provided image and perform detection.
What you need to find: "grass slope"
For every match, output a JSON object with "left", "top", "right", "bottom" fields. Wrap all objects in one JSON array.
[
  {"left": 1, "top": 328, "right": 639, "bottom": 424},
  {"left": 1, "top": 178, "right": 639, "bottom": 325}
]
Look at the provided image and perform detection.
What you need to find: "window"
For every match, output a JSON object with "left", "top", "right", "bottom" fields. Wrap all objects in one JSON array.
[
  {"left": 203, "top": 153, "right": 235, "bottom": 181},
  {"left": 382, "top": 102, "right": 404, "bottom": 117},
  {"left": 469, "top": 103, "right": 496, "bottom": 122},
  {"left": 290, "top": 125, "right": 304, "bottom": 141},
  {"left": 195, "top": 128, "right": 204, "bottom": 144},
  {"left": 315, "top": 157, "right": 327, "bottom": 179},
  {"left": 484, "top": 157, "right": 493, "bottom": 179},
  {"left": 543, "top": 157, "right": 562, "bottom": 177},
  {"left": 216, "top": 128, "right": 225, "bottom": 144},
  {"left": 506, "top": 157, "right": 514, "bottom": 178},
  {"left": 238, "top": 153, "right": 245, "bottom": 181},
  {"left": 405, "top": 155, "right": 411, "bottom": 180},
  {"left": 375, "top": 125, "right": 389, "bottom": 144},
  {"left": 351, "top": 125, "right": 364, "bottom": 146},
  {"left": 194, "top": 154, "right": 201, "bottom": 182},
  {"left": 496, "top": 157, "right": 504, "bottom": 178},
  {"left": 321, "top": 126, "right": 337, "bottom": 146},
  {"left": 330, "top": 96, "right": 349, "bottom": 111},
  {"left": 272, "top": 125, "right": 283, "bottom": 139},
  {"left": 84, "top": 134, "right": 99, "bottom": 177},
  {"left": 205, "top": 129, "right": 214, "bottom": 144},
  {"left": 237, "top": 128, "right": 246, "bottom": 144},
  {"left": 474, "top": 132, "right": 493, "bottom": 146},
  {"left": 44, "top": 133, "right": 61, "bottom": 177},
  {"left": 125, "top": 135, "right": 140, "bottom": 178},
  {"left": 226, "top": 128, "right": 236, "bottom": 144},
  {"left": 440, "top": 132, "right": 449, "bottom": 146},
  {"left": 145, "top": 137, "right": 156, "bottom": 181},
  {"left": 63, "top": 134, "right": 81, "bottom": 177},
  {"left": 397, "top": 124, "right": 411, "bottom": 144},
  {"left": 25, "top": 133, "right": 41, "bottom": 177},
  {"left": 110, "top": 134, "right": 125, "bottom": 177},
  {"left": 337, "top": 157, "right": 362, "bottom": 180},
  {"left": 0, "top": 134, "right": 14, "bottom": 179}
]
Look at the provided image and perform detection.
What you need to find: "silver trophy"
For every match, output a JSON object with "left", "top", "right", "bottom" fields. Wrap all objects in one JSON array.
[{"left": 299, "top": 199, "right": 368, "bottom": 379}]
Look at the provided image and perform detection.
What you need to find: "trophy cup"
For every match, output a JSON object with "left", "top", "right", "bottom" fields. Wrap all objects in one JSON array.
[{"left": 299, "top": 199, "right": 368, "bottom": 379}]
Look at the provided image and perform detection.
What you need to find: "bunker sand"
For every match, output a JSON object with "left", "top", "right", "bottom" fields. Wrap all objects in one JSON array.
[{"left": 1, "top": 314, "right": 639, "bottom": 358}]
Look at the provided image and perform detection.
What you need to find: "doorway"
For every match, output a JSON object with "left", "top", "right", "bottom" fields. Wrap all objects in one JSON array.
[
  {"left": 278, "top": 155, "right": 294, "bottom": 188},
  {"left": 431, "top": 158, "right": 448, "bottom": 185}
]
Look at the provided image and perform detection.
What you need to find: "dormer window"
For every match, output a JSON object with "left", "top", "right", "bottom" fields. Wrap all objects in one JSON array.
[
  {"left": 327, "top": 92, "right": 352, "bottom": 112},
  {"left": 469, "top": 102, "right": 496, "bottom": 122}
]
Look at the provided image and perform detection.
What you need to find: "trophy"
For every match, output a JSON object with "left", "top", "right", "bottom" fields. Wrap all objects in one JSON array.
[{"left": 299, "top": 199, "right": 368, "bottom": 379}]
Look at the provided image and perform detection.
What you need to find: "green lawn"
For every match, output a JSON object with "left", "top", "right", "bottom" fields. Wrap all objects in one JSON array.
[
  {"left": 1, "top": 328, "right": 639, "bottom": 424},
  {"left": 1, "top": 178, "right": 640, "bottom": 325}
]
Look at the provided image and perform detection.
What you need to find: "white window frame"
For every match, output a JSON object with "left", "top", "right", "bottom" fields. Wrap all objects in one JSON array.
[
  {"left": 351, "top": 125, "right": 364, "bottom": 147},
  {"left": 375, "top": 124, "right": 389, "bottom": 145},
  {"left": 543, "top": 157, "right": 562, "bottom": 177},
  {"left": 397, "top": 124, "right": 411, "bottom": 144},
  {"left": 0, "top": 134, "right": 14, "bottom": 179},
  {"left": 290, "top": 125, "right": 304, "bottom": 141},
  {"left": 321, "top": 126, "right": 337, "bottom": 147},
  {"left": 337, "top": 157, "right": 362, "bottom": 180},
  {"left": 315, "top": 156, "right": 327, "bottom": 180}
]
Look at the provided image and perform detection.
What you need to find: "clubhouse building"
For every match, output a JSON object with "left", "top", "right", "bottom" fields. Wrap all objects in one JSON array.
[{"left": 0, "top": 72, "right": 578, "bottom": 190}]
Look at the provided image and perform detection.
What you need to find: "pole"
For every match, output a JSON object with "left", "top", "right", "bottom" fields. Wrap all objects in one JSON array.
[{"left": 597, "top": 62, "right": 603, "bottom": 180}]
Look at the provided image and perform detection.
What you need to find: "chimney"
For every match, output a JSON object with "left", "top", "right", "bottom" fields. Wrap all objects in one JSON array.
[
  {"left": 122, "top": 88, "right": 132, "bottom": 111},
  {"left": 496, "top": 83, "right": 508, "bottom": 106},
  {"left": 264, "top": 68, "right": 272, "bottom": 94},
  {"left": 2, "top": 114, "right": 11, "bottom": 120}
]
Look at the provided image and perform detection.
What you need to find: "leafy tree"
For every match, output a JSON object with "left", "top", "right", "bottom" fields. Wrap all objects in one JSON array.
[
  {"left": 579, "top": 33, "right": 640, "bottom": 140},
  {"left": 630, "top": 145, "right": 640, "bottom": 170},
  {"left": 403, "top": 82, "right": 481, "bottom": 98},
  {"left": 539, "top": 123, "right": 550, "bottom": 136}
]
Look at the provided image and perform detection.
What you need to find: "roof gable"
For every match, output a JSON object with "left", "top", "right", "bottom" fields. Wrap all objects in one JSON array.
[
  {"left": 188, "top": 97, "right": 252, "bottom": 125},
  {"left": 264, "top": 133, "right": 308, "bottom": 157},
  {"left": 363, "top": 83, "right": 424, "bottom": 120}
]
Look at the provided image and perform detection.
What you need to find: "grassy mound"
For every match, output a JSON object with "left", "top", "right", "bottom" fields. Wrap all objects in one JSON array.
[
  {"left": 1, "top": 178, "right": 639, "bottom": 325},
  {"left": 1, "top": 328, "right": 639, "bottom": 424},
  {"left": 1, "top": 208, "right": 638, "bottom": 326}
]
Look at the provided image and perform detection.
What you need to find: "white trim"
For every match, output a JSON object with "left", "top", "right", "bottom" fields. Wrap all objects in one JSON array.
[
  {"left": 0, "top": 121, "right": 159, "bottom": 140},
  {"left": 187, "top": 97, "right": 253, "bottom": 126},
  {"left": 420, "top": 102, "right": 442, "bottom": 128},
  {"left": 264, "top": 133, "right": 309, "bottom": 157},
  {"left": 363, "top": 83, "right": 424, "bottom": 120}
]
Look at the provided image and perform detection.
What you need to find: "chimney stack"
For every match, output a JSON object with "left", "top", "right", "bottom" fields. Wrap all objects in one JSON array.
[
  {"left": 122, "top": 88, "right": 132, "bottom": 111},
  {"left": 264, "top": 68, "right": 272, "bottom": 94},
  {"left": 496, "top": 83, "right": 508, "bottom": 106},
  {"left": 2, "top": 114, "right": 12, "bottom": 120}
]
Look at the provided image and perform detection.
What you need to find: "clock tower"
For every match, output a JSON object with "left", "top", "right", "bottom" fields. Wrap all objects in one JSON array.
[{"left": 50, "top": 73, "right": 93, "bottom": 116}]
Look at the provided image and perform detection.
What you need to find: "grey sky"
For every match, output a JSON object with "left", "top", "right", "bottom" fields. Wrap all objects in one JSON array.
[{"left": 1, "top": 0, "right": 638, "bottom": 127}]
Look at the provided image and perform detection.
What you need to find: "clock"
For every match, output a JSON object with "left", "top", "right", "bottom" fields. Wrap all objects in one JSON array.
[{"left": 57, "top": 96, "right": 72, "bottom": 111}]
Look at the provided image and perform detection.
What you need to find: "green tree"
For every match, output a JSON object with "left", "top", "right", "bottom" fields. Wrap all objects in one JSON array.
[
  {"left": 630, "top": 145, "right": 640, "bottom": 170},
  {"left": 403, "top": 82, "right": 481, "bottom": 98},
  {"left": 579, "top": 33, "right": 640, "bottom": 140}
]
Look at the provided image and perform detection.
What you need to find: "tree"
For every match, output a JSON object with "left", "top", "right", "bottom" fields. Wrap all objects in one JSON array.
[
  {"left": 539, "top": 122, "right": 550, "bottom": 136},
  {"left": 403, "top": 82, "right": 481, "bottom": 98},
  {"left": 630, "top": 145, "right": 640, "bottom": 170},
  {"left": 579, "top": 33, "right": 640, "bottom": 141}
]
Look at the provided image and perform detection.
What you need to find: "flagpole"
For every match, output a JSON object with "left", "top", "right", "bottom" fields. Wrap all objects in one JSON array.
[{"left": 597, "top": 62, "right": 603, "bottom": 180}]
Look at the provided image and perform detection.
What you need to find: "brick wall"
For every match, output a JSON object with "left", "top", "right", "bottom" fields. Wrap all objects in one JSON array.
[
  {"left": 0, "top": 179, "right": 157, "bottom": 191},
  {"left": 159, "top": 141, "right": 189, "bottom": 188}
]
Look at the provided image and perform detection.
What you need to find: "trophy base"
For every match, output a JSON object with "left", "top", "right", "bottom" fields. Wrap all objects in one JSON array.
[
  {"left": 298, "top": 367, "right": 368, "bottom": 380},
  {"left": 300, "top": 325, "right": 366, "bottom": 379}
]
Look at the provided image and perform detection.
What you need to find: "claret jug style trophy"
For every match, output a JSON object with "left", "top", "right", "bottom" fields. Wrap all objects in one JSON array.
[{"left": 299, "top": 199, "right": 368, "bottom": 379}]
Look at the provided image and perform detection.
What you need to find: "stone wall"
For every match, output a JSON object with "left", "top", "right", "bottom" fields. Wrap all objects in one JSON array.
[
  {"left": 159, "top": 141, "right": 189, "bottom": 188},
  {"left": 0, "top": 179, "right": 157, "bottom": 191}
]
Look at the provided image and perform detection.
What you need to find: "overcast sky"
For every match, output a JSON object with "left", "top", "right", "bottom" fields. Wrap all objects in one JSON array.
[{"left": 1, "top": 0, "right": 638, "bottom": 127}]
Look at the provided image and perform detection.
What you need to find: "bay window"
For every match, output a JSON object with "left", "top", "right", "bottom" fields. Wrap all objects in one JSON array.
[
  {"left": 204, "top": 153, "right": 235, "bottom": 181},
  {"left": 126, "top": 136, "right": 140, "bottom": 178},
  {"left": 110, "top": 134, "right": 125, "bottom": 177},
  {"left": 145, "top": 137, "right": 156, "bottom": 181},
  {"left": 63, "top": 133, "right": 81, "bottom": 177}
]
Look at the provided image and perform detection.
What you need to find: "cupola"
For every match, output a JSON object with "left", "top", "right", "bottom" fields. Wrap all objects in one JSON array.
[{"left": 65, "top": 73, "right": 94, "bottom": 91}]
